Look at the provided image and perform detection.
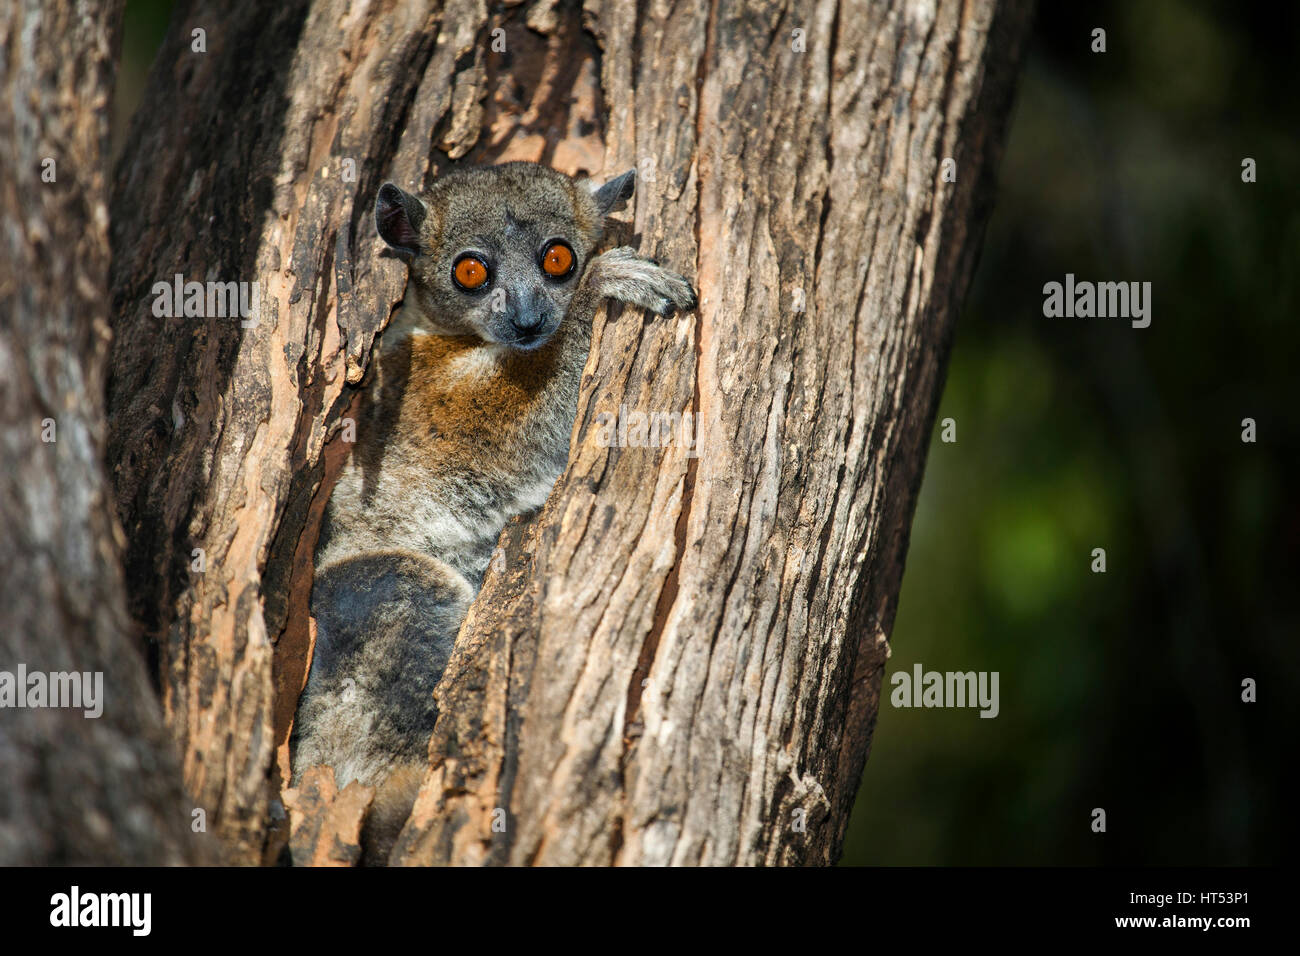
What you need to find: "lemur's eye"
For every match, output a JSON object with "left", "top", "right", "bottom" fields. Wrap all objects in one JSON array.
[
  {"left": 453, "top": 254, "right": 490, "bottom": 291},
  {"left": 540, "top": 241, "right": 575, "bottom": 280}
]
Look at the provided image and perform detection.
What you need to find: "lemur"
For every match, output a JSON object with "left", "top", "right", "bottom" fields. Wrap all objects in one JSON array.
[{"left": 289, "top": 161, "right": 696, "bottom": 862}]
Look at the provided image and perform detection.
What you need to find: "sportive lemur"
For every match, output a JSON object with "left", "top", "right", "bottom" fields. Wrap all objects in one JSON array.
[{"left": 289, "top": 161, "right": 696, "bottom": 861}]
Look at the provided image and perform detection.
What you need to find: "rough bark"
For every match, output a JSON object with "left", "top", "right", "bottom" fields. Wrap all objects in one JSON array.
[
  {"left": 398, "top": 0, "right": 1034, "bottom": 867},
  {"left": 105, "top": 0, "right": 1031, "bottom": 865},
  {"left": 0, "top": 0, "right": 206, "bottom": 865}
]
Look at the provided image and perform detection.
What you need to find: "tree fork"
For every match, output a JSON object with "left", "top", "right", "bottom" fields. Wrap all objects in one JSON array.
[{"left": 100, "top": 0, "right": 1032, "bottom": 865}]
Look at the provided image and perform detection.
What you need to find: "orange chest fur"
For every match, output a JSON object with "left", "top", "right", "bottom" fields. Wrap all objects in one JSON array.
[{"left": 372, "top": 331, "right": 572, "bottom": 473}]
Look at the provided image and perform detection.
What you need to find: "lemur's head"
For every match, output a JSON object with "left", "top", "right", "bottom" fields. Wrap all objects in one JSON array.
[{"left": 374, "top": 162, "right": 634, "bottom": 351}]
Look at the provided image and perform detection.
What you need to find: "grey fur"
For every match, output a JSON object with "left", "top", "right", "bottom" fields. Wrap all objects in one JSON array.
[{"left": 290, "top": 163, "right": 695, "bottom": 858}]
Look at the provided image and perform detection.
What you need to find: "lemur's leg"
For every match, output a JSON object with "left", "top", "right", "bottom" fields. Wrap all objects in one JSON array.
[
  {"left": 571, "top": 246, "right": 698, "bottom": 321},
  {"left": 290, "top": 550, "right": 473, "bottom": 794}
]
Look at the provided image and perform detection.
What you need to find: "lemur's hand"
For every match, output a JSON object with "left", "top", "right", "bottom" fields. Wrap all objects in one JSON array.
[{"left": 579, "top": 246, "right": 698, "bottom": 320}]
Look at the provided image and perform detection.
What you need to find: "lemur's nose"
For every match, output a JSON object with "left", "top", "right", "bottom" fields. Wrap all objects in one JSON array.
[{"left": 508, "top": 288, "right": 550, "bottom": 332}]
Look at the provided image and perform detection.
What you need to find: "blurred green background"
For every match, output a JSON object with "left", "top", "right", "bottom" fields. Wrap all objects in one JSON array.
[
  {"left": 841, "top": 1, "right": 1298, "bottom": 865},
  {"left": 115, "top": 1, "right": 1297, "bottom": 865}
]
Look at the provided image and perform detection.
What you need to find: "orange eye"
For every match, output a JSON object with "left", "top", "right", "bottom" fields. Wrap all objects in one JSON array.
[
  {"left": 453, "top": 255, "right": 489, "bottom": 291},
  {"left": 541, "top": 241, "right": 575, "bottom": 279}
]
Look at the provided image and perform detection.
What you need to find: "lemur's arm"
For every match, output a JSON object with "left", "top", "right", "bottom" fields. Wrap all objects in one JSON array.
[{"left": 570, "top": 246, "right": 698, "bottom": 323}]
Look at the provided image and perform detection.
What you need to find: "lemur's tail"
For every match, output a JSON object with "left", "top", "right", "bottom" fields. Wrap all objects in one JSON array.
[
  {"left": 289, "top": 550, "right": 473, "bottom": 863},
  {"left": 362, "top": 763, "right": 426, "bottom": 866}
]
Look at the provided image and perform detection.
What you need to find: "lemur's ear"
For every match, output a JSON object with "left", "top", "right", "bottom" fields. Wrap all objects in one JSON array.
[
  {"left": 375, "top": 182, "right": 426, "bottom": 256},
  {"left": 591, "top": 169, "right": 635, "bottom": 217}
]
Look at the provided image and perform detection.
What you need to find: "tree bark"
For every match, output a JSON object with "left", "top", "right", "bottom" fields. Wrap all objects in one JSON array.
[
  {"left": 0, "top": 0, "right": 206, "bottom": 865},
  {"left": 103, "top": 0, "right": 1031, "bottom": 865}
]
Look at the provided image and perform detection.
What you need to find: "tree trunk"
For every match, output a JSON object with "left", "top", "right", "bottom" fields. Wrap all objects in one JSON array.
[
  {"left": 101, "top": 0, "right": 1031, "bottom": 865},
  {"left": 0, "top": 0, "right": 206, "bottom": 865}
]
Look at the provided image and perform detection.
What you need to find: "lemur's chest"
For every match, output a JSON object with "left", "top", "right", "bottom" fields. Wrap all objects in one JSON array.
[
  {"left": 385, "top": 330, "right": 578, "bottom": 475},
  {"left": 361, "top": 325, "right": 590, "bottom": 496},
  {"left": 320, "top": 325, "right": 587, "bottom": 576}
]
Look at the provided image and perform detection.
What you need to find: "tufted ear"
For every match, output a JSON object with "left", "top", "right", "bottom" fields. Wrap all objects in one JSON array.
[
  {"left": 590, "top": 169, "right": 635, "bottom": 217},
  {"left": 375, "top": 182, "right": 426, "bottom": 256}
]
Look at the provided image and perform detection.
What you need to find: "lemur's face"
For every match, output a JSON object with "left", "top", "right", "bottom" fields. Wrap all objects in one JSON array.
[{"left": 375, "top": 163, "right": 633, "bottom": 351}]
